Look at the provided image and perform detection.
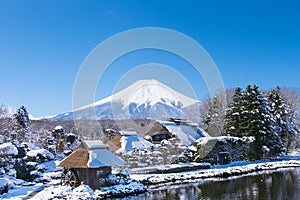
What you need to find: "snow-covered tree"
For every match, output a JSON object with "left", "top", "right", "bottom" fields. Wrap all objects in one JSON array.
[
  {"left": 268, "top": 87, "right": 297, "bottom": 152},
  {"left": 52, "top": 125, "right": 65, "bottom": 139},
  {"left": 244, "top": 85, "right": 284, "bottom": 159},
  {"left": 224, "top": 85, "right": 285, "bottom": 159},
  {"left": 204, "top": 96, "right": 223, "bottom": 136},
  {"left": 13, "top": 106, "right": 30, "bottom": 142},
  {"left": 224, "top": 87, "right": 245, "bottom": 137},
  {"left": 204, "top": 90, "right": 231, "bottom": 136},
  {"left": 14, "top": 106, "right": 30, "bottom": 129},
  {"left": 279, "top": 88, "right": 300, "bottom": 148},
  {"left": 280, "top": 87, "right": 300, "bottom": 129}
]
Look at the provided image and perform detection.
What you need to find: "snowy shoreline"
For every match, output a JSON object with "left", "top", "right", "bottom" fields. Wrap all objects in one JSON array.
[
  {"left": 2, "top": 158, "right": 300, "bottom": 199},
  {"left": 132, "top": 159, "right": 300, "bottom": 188}
]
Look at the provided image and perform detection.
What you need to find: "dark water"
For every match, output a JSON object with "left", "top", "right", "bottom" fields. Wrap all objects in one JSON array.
[{"left": 131, "top": 168, "right": 300, "bottom": 200}]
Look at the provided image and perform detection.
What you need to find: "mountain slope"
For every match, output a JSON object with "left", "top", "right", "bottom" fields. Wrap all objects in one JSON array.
[{"left": 49, "top": 79, "right": 201, "bottom": 121}]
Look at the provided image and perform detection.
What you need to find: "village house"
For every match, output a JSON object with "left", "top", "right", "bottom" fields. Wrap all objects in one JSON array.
[
  {"left": 145, "top": 119, "right": 210, "bottom": 146},
  {"left": 106, "top": 131, "right": 155, "bottom": 153},
  {"left": 58, "top": 140, "right": 125, "bottom": 188}
]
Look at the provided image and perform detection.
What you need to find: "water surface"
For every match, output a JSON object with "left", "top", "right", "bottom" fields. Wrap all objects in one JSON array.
[{"left": 132, "top": 168, "right": 300, "bottom": 200}]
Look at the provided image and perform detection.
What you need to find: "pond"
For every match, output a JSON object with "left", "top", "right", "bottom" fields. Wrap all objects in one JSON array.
[{"left": 131, "top": 168, "right": 300, "bottom": 200}]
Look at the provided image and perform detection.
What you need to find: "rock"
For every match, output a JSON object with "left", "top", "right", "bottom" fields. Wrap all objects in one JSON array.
[
  {"left": 0, "top": 179, "right": 9, "bottom": 194},
  {"left": 14, "top": 160, "right": 30, "bottom": 181}
]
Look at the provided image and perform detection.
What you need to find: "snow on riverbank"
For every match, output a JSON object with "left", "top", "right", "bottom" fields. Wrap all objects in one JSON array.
[
  {"left": 30, "top": 181, "right": 147, "bottom": 200},
  {"left": 1, "top": 158, "right": 300, "bottom": 199},
  {"left": 130, "top": 162, "right": 211, "bottom": 174},
  {"left": 131, "top": 160, "right": 300, "bottom": 187}
]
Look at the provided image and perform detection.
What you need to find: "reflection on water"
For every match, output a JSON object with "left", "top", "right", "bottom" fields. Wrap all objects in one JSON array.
[{"left": 131, "top": 168, "right": 300, "bottom": 200}]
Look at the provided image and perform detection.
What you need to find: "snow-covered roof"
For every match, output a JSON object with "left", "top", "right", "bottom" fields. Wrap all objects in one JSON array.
[
  {"left": 162, "top": 122, "right": 210, "bottom": 146},
  {"left": 88, "top": 149, "right": 126, "bottom": 168},
  {"left": 79, "top": 140, "right": 107, "bottom": 149},
  {"left": 116, "top": 134, "right": 154, "bottom": 153},
  {"left": 58, "top": 140, "right": 125, "bottom": 168},
  {"left": 119, "top": 131, "right": 137, "bottom": 136},
  {"left": 163, "top": 124, "right": 198, "bottom": 146}
]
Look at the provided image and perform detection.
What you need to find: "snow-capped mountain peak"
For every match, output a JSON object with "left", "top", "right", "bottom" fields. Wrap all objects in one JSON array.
[
  {"left": 49, "top": 79, "right": 201, "bottom": 120},
  {"left": 114, "top": 79, "right": 195, "bottom": 106}
]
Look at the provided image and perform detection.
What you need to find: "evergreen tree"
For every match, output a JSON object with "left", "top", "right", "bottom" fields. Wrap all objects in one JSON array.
[
  {"left": 13, "top": 106, "right": 30, "bottom": 142},
  {"left": 224, "top": 86, "right": 245, "bottom": 136},
  {"left": 268, "top": 87, "right": 297, "bottom": 152},
  {"left": 224, "top": 85, "right": 285, "bottom": 159},
  {"left": 244, "top": 85, "right": 284, "bottom": 159},
  {"left": 14, "top": 106, "right": 30, "bottom": 129}
]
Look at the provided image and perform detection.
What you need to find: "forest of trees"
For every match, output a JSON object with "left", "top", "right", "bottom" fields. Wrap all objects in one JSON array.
[{"left": 205, "top": 85, "right": 299, "bottom": 159}]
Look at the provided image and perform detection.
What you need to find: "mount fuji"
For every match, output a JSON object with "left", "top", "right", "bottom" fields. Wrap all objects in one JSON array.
[{"left": 48, "top": 79, "right": 201, "bottom": 121}]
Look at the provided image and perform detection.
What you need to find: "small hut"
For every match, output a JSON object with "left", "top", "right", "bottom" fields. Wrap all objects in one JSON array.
[{"left": 58, "top": 140, "right": 126, "bottom": 188}]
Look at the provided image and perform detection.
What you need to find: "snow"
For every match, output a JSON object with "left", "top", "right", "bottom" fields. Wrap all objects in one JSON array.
[
  {"left": 119, "top": 130, "right": 138, "bottom": 136},
  {"left": 67, "top": 79, "right": 201, "bottom": 120},
  {"left": 194, "top": 135, "right": 254, "bottom": 146},
  {"left": 23, "top": 142, "right": 40, "bottom": 150},
  {"left": 160, "top": 139, "right": 174, "bottom": 147},
  {"left": 54, "top": 125, "right": 64, "bottom": 131},
  {"left": 96, "top": 181, "right": 147, "bottom": 198},
  {"left": 0, "top": 143, "right": 18, "bottom": 156},
  {"left": 81, "top": 140, "right": 107, "bottom": 149},
  {"left": 2, "top": 156, "right": 300, "bottom": 199},
  {"left": 187, "top": 145, "right": 197, "bottom": 152},
  {"left": 262, "top": 145, "right": 270, "bottom": 152},
  {"left": 78, "top": 79, "right": 199, "bottom": 111},
  {"left": 117, "top": 134, "right": 154, "bottom": 153},
  {"left": 0, "top": 159, "right": 63, "bottom": 199},
  {"left": 0, "top": 185, "right": 44, "bottom": 199},
  {"left": 0, "top": 178, "right": 10, "bottom": 194},
  {"left": 26, "top": 149, "right": 54, "bottom": 160},
  {"left": 163, "top": 122, "right": 207, "bottom": 146},
  {"left": 30, "top": 181, "right": 147, "bottom": 199},
  {"left": 87, "top": 149, "right": 126, "bottom": 168},
  {"left": 123, "top": 79, "right": 196, "bottom": 107},
  {"left": 31, "top": 114, "right": 59, "bottom": 120},
  {"left": 0, "top": 135, "right": 4, "bottom": 144},
  {"left": 27, "top": 162, "right": 38, "bottom": 168},
  {"left": 73, "top": 185, "right": 97, "bottom": 199},
  {"left": 31, "top": 185, "right": 73, "bottom": 200},
  {"left": 0, "top": 104, "right": 14, "bottom": 119},
  {"left": 131, "top": 160, "right": 300, "bottom": 187}
]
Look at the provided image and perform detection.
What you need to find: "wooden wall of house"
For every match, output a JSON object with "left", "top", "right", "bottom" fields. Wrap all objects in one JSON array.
[
  {"left": 146, "top": 122, "right": 172, "bottom": 143},
  {"left": 152, "top": 131, "right": 171, "bottom": 143},
  {"left": 151, "top": 127, "right": 172, "bottom": 143},
  {"left": 74, "top": 167, "right": 112, "bottom": 189}
]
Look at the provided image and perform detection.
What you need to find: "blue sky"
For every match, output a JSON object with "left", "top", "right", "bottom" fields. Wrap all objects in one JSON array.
[{"left": 0, "top": 0, "right": 299, "bottom": 117}]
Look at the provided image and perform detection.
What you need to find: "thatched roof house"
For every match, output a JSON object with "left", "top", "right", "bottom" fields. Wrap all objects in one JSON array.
[
  {"left": 58, "top": 140, "right": 125, "bottom": 188},
  {"left": 59, "top": 140, "right": 125, "bottom": 168},
  {"left": 145, "top": 119, "right": 210, "bottom": 146},
  {"left": 106, "top": 131, "right": 154, "bottom": 153}
]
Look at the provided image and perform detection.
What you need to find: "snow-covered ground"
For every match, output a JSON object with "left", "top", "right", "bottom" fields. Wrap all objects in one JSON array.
[
  {"left": 31, "top": 181, "right": 147, "bottom": 200},
  {"left": 1, "top": 154, "right": 300, "bottom": 199},
  {"left": 132, "top": 159, "right": 300, "bottom": 188}
]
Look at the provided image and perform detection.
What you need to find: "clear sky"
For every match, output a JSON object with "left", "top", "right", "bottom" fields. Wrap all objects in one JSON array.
[{"left": 0, "top": 0, "right": 299, "bottom": 117}]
